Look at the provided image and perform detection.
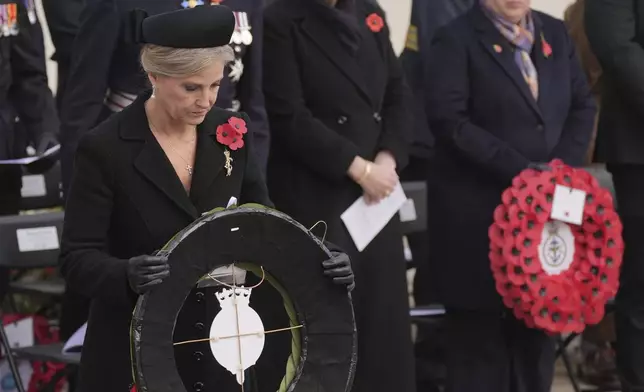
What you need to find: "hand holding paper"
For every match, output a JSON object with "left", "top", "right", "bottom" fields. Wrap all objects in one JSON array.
[{"left": 341, "top": 182, "right": 407, "bottom": 251}]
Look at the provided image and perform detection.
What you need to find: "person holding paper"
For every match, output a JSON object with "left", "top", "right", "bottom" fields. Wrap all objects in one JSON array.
[
  {"left": 424, "top": 0, "right": 596, "bottom": 391},
  {"left": 0, "top": 0, "right": 59, "bottom": 217},
  {"left": 262, "top": 1, "right": 416, "bottom": 391},
  {"left": 58, "top": 7, "right": 354, "bottom": 392}
]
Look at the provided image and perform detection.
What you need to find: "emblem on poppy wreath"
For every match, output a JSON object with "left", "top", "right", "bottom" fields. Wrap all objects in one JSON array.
[
  {"left": 489, "top": 159, "right": 623, "bottom": 334},
  {"left": 216, "top": 117, "right": 247, "bottom": 176}
]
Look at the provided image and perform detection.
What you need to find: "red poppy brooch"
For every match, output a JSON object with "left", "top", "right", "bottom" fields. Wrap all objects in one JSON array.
[
  {"left": 366, "top": 13, "right": 384, "bottom": 33},
  {"left": 489, "top": 159, "right": 623, "bottom": 334},
  {"left": 216, "top": 116, "right": 247, "bottom": 176},
  {"left": 541, "top": 33, "right": 552, "bottom": 58}
]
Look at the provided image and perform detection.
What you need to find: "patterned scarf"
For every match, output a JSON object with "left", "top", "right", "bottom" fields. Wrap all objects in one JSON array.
[{"left": 481, "top": 0, "right": 539, "bottom": 99}]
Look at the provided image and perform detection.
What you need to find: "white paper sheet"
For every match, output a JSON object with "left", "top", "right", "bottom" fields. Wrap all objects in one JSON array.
[
  {"left": 0, "top": 145, "right": 60, "bottom": 165},
  {"left": 20, "top": 175, "right": 47, "bottom": 198},
  {"left": 62, "top": 322, "right": 86, "bottom": 353},
  {"left": 16, "top": 227, "right": 59, "bottom": 252},
  {"left": 551, "top": 184, "right": 586, "bottom": 226},
  {"left": 340, "top": 183, "right": 407, "bottom": 252},
  {"left": 399, "top": 198, "right": 417, "bottom": 222},
  {"left": 0, "top": 318, "right": 34, "bottom": 356}
]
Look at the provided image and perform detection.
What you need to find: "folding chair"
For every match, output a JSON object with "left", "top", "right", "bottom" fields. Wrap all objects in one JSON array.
[
  {"left": 11, "top": 162, "right": 66, "bottom": 300},
  {"left": 400, "top": 181, "right": 428, "bottom": 236},
  {"left": 0, "top": 211, "right": 80, "bottom": 392},
  {"left": 19, "top": 161, "right": 63, "bottom": 212}
]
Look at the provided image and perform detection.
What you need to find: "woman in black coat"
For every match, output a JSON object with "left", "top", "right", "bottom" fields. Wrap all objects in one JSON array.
[
  {"left": 424, "top": 0, "right": 596, "bottom": 391},
  {"left": 262, "top": 1, "right": 416, "bottom": 391},
  {"left": 59, "top": 7, "right": 354, "bottom": 392}
]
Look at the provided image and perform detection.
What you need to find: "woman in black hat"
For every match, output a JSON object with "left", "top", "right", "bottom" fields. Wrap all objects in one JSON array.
[{"left": 59, "top": 6, "right": 355, "bottom": 392}]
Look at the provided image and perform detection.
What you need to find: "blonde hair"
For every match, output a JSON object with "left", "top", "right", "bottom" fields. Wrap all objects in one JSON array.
[{"left": 140, "top": 44, "right": 235, "bottom": 78}]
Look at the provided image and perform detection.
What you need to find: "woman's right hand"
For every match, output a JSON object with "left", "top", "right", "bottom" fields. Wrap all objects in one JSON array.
[
  {"left": 348, "top": 156, "right": 399, "bottom": 204},
  {"left": 127, "top": 255, "right": 170, "bottom": 295}
]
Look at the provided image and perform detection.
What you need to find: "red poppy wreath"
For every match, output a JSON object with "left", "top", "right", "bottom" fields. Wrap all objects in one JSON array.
[{"left": 489, "top": 159, "right": 623, "bottom": 334}]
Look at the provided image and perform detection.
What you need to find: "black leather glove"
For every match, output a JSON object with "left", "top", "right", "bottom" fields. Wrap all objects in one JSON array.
[
  {"left": 35, "top": 131, "right": 58, "bottom": 155},
  {"left": 527, "top": 162, "right": 552, "bottom": 172},
  {"left": 127, "top": 255, "right": 170, "bottom": 295},
  {"left": 322, "top": 251, "right": 355, "bottom": 292}
]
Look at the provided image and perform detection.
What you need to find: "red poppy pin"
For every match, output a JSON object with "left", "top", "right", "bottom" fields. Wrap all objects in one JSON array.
[
  {"left": 366, "top": 13, "right": 384, "bottom": 33},
  {"left": 493, "top": 44, "right": 502, "bottom": 53},
  {"left": 541, "top": 33, "right": 552, "bottom": 58},
  {"left": 216, "top": 116, "right": 248, "bottom": 176}
]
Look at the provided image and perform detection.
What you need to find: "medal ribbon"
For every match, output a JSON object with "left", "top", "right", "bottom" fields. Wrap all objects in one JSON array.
[{"left": 7, "top": 3, "right": 16, "bottom": 34}]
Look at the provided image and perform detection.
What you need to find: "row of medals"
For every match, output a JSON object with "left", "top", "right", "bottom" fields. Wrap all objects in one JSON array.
[
  {"left": 0, "top": 3, "right": 37, "bottom": 37},
  {"left": 230, "top": 11, "right": 253, "bottom": 46}
]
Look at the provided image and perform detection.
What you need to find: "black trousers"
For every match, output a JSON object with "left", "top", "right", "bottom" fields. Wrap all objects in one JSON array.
[
  {"left": 444, "top": 309, "right": 556, "bottom": 392},
  {"left": 607, "top": 164, "right": 644, "bottom": 392}
]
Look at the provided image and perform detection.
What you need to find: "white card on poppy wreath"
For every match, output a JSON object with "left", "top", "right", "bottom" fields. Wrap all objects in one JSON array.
[
  {"left": 209, "top": 287, "right": 265, "bottom": 385},
  {"left": 550, "top": 184, "right": 586, "bottom": 226}
]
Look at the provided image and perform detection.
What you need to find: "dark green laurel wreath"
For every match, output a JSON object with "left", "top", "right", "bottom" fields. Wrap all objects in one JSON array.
[{"left": 130, "top": 203, "right": 357, "bottom": 392}]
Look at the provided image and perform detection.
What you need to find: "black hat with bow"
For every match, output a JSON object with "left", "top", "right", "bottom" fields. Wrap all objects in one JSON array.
[{"left": 126, "top": 5, "right": 235, "bottom": 48}]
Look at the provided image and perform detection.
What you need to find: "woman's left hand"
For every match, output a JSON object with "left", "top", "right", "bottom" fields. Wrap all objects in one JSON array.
[
  {"left": 374, "top": 151, "right": 397, "bottom": 171},
  {"left": 322, "top": 251, "right": 355, "bottom": 292}
]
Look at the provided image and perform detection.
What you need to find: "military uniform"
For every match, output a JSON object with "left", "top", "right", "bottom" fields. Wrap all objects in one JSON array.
[{"left": 214, "top": 0, "right": 270, "bottom": 174}]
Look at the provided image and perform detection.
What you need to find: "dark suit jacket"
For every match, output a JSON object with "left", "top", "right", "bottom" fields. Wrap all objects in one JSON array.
[
  {"left": 59, "top": 90, "right": 270, "bottom": 392},
  {"left": 262, "top": 1, "right": 416, "bottom": 391},
  {"left": 41, "top": 0, "right": 83, "bottom": 63},
  {"left": 217, "top": 0, "right": 270, "bottom": 173},
  {"left": 585, "top": 0, "right": 644, "bottom": 164},
  {"left": 399, "top": 0, "right": 475, "bottom": 158},
  {"left": 424, "top": 4, "right": 596, "bottom": 310}
]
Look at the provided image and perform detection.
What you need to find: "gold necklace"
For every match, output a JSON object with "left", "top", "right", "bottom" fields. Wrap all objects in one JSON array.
[{"left": 149, "top": 121, "right": 196, "bottom": 176}]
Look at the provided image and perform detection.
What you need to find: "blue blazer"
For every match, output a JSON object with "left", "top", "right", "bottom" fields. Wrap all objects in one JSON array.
[{"left": 423, "top": 4, "right": 596, "bottom": 310}]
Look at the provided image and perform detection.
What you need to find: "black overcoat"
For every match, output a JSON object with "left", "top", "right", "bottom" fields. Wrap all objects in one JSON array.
[
  {"left": 262, "top": 1, "right": 416, "bottom": 391},
  {"left": 59, "top": 91, "right": 271, "bottom": 392}
]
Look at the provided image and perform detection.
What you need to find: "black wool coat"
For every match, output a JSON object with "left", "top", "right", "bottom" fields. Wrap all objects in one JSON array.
[
  {"left": 262, "top": 1, "right": 416, "bottom": 391},
  {"left": 59, "top": 91, "right": 271, "bottom": 392}
]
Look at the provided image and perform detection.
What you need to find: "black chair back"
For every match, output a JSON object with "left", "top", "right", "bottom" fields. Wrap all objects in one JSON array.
[
  {"left": 401, "top": 181, "right": 427, "bottom": 235},
  {"left": 0, "top": 211, "right": 64, "bottom": 269},
  {"left": 20, "top": 162, "right": 63, "bottom": 211}
]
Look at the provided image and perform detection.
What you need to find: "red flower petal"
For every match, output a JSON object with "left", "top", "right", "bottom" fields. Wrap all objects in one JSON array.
[
  {"left": 228, "top": 116, "right": 247, "bottom": 135},
  {"left": 366, "top": 13, "right": 384, "bottom": 33},
  {"left": 216, "top": 124, "right": 236, "bottom": 145}
]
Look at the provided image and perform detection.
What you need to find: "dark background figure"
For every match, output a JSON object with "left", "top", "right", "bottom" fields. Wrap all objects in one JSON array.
[
  {"left": 262, "top": 0, "right": 416, "bottom": 391},
  {"left": 215, "top": 0, "right": 271, "bottom": 175},
  {"left": 0, "top": 0, "right": 58, "bottom": 304},
  {"left": 424, "top": 1, "right": 595, "bottom": 391},
  {"left": 398, "top": 2, "right": 475, "bottom": 390},
  {"left": 41, "top": 0, "right": 84, "bottom": 111},
  {"left": 398, "top": 0, "right": 474, "bottom": 307},
  {"left": 585, "top": 1, "right": 644, "bottom": 391}
]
